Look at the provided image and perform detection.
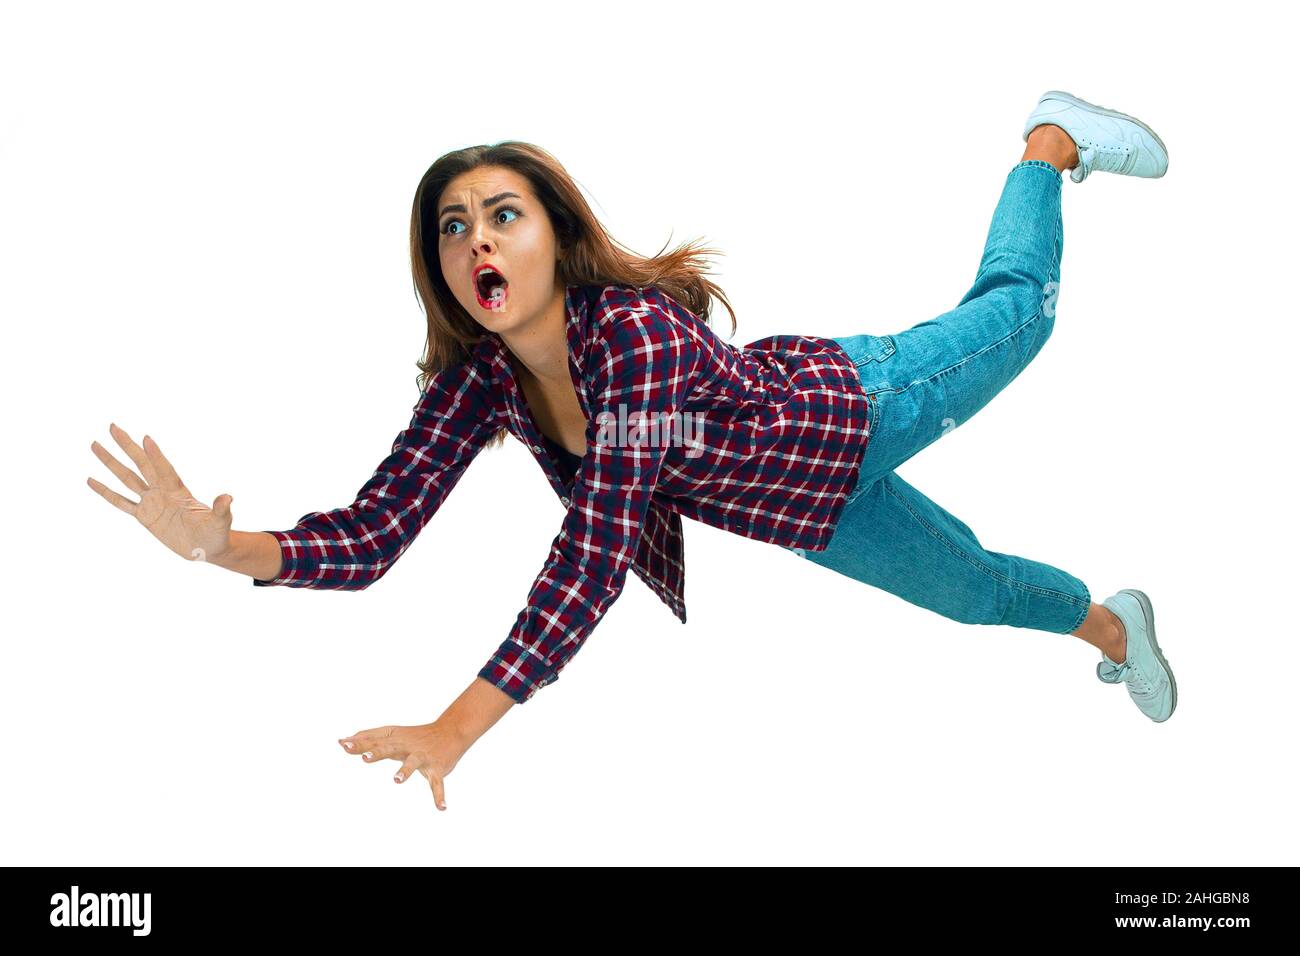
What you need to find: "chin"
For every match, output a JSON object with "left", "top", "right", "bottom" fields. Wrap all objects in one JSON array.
[{"left": 472, "top": 304, "right": 520, "bottom": 334}]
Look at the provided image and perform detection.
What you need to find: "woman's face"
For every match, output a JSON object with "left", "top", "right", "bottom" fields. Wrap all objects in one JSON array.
[{"left": 435, "top": 165, "right": 563, "bottom": 335}]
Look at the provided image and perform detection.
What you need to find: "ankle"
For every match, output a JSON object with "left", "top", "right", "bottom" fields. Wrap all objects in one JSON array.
[
  {"left": 1106, "top": 610, "right": 1128, "bottom": 663},
  {"left": 1022, "top": 125, "right": 1079, "bottom": 174}
]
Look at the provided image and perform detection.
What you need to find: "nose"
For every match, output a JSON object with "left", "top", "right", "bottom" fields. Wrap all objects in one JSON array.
[{"left": 469, "top": 219, "right": 495, "bottom": 254}]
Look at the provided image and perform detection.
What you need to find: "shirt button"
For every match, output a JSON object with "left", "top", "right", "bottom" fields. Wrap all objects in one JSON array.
[
  {"left": 560, "top": 496, "right": 571, "bottom": 507},
  {"left": 531, "top": 444, "right": 542, "bottom": 453}
]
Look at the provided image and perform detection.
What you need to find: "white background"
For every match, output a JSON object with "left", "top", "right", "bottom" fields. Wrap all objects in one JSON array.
[{"left": 3, "top": 0, "right": 1296, "bottom": 865}]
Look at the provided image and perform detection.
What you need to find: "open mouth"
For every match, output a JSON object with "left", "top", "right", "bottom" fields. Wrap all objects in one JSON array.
[{"left": 474, "top": 266, "right": 509, "bottom": 311}]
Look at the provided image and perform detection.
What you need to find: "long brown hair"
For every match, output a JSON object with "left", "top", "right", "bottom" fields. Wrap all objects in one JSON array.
[{"left": 408, "top": 140, "right": 737, "bottom": 450}]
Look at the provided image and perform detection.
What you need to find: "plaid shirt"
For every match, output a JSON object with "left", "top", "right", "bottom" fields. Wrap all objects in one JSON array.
[{"left": 253, "top": 284, "right": 871, "bottom": 703}]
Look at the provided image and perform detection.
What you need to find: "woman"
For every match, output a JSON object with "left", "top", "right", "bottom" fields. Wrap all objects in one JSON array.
[{"left": 87, "top": 90, "right": 1177, "bottom": 813}]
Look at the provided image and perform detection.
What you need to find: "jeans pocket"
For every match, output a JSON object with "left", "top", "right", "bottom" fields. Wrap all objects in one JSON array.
[{"left": 839, "top": 333, "right": 897, "bottom": 368}]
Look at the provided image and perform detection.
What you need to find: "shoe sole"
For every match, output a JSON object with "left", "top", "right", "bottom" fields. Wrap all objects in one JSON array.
[
  {"left": 1035, "top": 90, "right": 1169, "bottom": 175},
  {"left": 1120, "top": 587, "right": 1178, "bottom": 721}
]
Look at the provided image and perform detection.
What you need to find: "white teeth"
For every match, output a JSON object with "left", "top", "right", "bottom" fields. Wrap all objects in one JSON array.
[{"left": 477, "top": 267, "right": 507, "bottom": 309}]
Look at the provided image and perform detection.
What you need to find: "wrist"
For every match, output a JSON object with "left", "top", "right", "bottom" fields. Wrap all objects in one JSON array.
[
  {"left": 434, "top": 717, "right": 476, "bottom": 764},
  {"left": 203, "top": 535, "right": 237, "bottom": 569},
  {"left": 212, "top": 530, "right": 284, "bottom": 581},
  {"left": 436, "top": 677, "right": 516, "bottom": 754}
]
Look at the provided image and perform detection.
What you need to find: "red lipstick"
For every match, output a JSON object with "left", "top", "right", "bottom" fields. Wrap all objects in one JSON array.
[{"left": 472, "top": 262, "right": 510, "bottom": 311}]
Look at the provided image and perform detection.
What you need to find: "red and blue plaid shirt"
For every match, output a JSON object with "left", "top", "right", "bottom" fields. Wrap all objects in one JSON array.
[{"left": 254, "top": 284, "right": 871, "bottom": 703}]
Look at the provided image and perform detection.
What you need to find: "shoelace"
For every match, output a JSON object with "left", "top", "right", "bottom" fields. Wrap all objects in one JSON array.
[
  {"left": 1073, "top": 141, "right": 1135, "bottom": 182},
  {"left": 1097, "top": 657, "right": 1154, "bottom": 696}
]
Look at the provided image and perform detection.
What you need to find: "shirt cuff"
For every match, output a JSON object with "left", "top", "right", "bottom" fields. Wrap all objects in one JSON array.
[{"left": 477, "top": 641, "right": 556, "bottom": 704}]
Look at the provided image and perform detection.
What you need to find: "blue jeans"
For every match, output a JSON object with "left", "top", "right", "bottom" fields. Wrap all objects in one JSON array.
[{"left": 785, "top": 159, "right": 1091, "bottom": 634}]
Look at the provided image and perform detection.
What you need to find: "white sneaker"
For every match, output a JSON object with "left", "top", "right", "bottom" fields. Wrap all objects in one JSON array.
[
  {"left": 1023, "top": 90, "right": 1169, "bottom": 183},
  {"left": 1096, "top": 589, "right": 1178, "bottom": 722}
]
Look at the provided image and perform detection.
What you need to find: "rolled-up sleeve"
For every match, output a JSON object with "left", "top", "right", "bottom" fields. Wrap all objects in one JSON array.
[
  {"left": 478, "top": 297, "right": 692, "bottom": 702},
  {"left": 253, "top": 357, "right": 500, "bottom": 590}
]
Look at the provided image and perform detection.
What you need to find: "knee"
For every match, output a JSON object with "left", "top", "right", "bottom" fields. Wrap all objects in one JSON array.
[
  {"left": 1010, "top": 272, "right": 1059, "bottom": 324},
  {"left": 961, "top": 266, "right": 1054, "bottom": 323},
  {"left": 1007, "top": 276, "right": 1060, "bottom": 349}
]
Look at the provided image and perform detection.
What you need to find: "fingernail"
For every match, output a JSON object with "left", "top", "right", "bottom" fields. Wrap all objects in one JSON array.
[
  {"left": 363, "top": 752, "right": 373, "bottom": 759},
  {"left": 341, "top": 740, "right": 353, "bottom": 750},
  {"left": 394, "top": 774, "right": 402, "bottom": 782}
]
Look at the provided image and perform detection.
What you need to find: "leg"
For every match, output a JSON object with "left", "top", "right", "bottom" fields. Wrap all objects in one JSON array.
[
  {"left": 838, "top": 151, "right": 1067, "bottom": 486},
  {"left": 788, "top": 470, "right": 1092, "bottom": 635}
]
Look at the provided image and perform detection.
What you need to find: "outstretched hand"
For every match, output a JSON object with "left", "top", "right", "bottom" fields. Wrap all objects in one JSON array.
[
  {"left": 339, "top": 722, "right": 466, "bottom": 812},
  {"left": 87, "top": 422, "right": 234, "bottom": 564}
]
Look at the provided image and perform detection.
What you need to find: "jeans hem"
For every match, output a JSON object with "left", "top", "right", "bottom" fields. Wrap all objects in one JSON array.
[
  {"left": 1065, "top": 582, "right": 1092, "bottom": 634},
  {"left": 1011, "top": 158, "right": 1062, "bottom": 178}
]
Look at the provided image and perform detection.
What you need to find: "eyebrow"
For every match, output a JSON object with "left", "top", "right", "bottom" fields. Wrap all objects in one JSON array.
[{"left": 438, "top": 191, "right": 522, "bottom": 220}]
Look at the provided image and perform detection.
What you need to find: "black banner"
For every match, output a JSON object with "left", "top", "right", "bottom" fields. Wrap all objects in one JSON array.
[{"left": 6, "top": 865, "right": 1289, "bottom": 941}]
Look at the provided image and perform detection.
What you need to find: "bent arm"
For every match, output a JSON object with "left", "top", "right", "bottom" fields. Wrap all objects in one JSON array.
[{"left": 251, "top": 357, "right": 500, "bottom": 591}]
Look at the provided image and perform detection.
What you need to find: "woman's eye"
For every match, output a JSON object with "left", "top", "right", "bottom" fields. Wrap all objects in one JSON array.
[{"left": 441, "top": 207, "right": 519, "bottom": 236}]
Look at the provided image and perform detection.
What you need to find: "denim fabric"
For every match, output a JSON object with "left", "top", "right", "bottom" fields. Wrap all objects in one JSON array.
[{"left": 784, "top": 159, "right": 1091, "bottom": 634}]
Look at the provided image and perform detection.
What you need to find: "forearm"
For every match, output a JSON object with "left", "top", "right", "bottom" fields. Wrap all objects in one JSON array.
[
  {"left": 438, "top": 677, "right": 516, "bottom": 755},
  {"left": 211, "top": 530, "right": 283, "bottom": 581}
]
